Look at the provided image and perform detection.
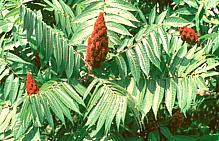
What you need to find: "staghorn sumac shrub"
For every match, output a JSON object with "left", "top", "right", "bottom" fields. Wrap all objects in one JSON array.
[
  {"left": 85, "top": 12, "right": 109, "bottom": 71},
  {"left": 0, "top": 0, "right": 218, "bottom": 140}
]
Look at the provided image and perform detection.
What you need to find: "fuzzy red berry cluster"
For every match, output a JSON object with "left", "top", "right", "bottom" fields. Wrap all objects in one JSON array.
[
  {"left": 26, "top": 72, "right": 40, "bottom": 96},
  {"left": 86, "top": 12, "right": 109, "bottom": 69},
  {"left": 178, "top": 26, "right": 198, "bottom": 44}
]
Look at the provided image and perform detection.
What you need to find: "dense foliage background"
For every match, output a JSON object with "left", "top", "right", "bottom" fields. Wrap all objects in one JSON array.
[{"left": 0, "top": 0, "right": 219, "bottom": 140}]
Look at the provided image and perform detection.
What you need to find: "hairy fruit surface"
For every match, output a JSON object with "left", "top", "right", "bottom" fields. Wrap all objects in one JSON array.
[
  {"left": 178, "top": 26, "right": 198, "bottom": 45},
  {"left": 26, "top": 72, "right": 40, "bottom": 96},
  {"left": 85, "top": 12, "right": 109, "bottom": 69}
]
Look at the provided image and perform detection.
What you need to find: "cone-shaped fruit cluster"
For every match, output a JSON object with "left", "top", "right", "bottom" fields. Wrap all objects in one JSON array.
[
  {"left": 35, "top": 51, "right": 40, "bottom": 69},
  {"left": 178, "top": 26, "right": 198, "bottom": 44},
  {"left": 26, "top": 72, "right": 40, "bottom": 96},
  {"left": 86, "top": 12, "right": 109, "bottom": 68},
  {"left": 168, "top": 110, "right": 184, "bottom": 134}
]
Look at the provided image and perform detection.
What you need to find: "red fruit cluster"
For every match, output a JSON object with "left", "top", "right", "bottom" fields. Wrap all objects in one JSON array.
[
  {"left": 178, "top": 26, "right": 198, "bottom": 44},
  {"left": 26, "top": 72, "right": 40, "bottom": 96},
  {"left": 86, "top": 12, "right": 109, "bottom": 69},
  {"left": 168, "top": 110, "right": 184, "bottom": 134},
  {"left": 35, "top": 51, "right": 40, "bottom": 69}
]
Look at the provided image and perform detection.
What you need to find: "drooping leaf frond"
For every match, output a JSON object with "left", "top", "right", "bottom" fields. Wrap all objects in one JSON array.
[
  {"left": 132, "top": 43, "right": 219, "bottom": 118},
  {"left": 68, "top": 0, "right": 138, "bottom": 45},
  {"left": 20, "top": 5, "right": 76, "bottom": 78},
  {"left": 0, "top": 58, "right": 25, "bottom": 104},
  {"left": 112, "top": 6, "right": 219, "bottom": 119},
  {"left": 17, "top": 80, "right": 85, "bottom": 133},
  {"left": 85, "top": 78, "right": 128, "bottom": 135}
]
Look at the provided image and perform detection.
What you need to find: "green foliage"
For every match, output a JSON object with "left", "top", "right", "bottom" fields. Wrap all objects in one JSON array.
[
  {"left": 0, "top": 0, "right": 218, "bottom": 140},
  {"left": 85, "top": 78, "right": 129, "bottom": 136}
]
